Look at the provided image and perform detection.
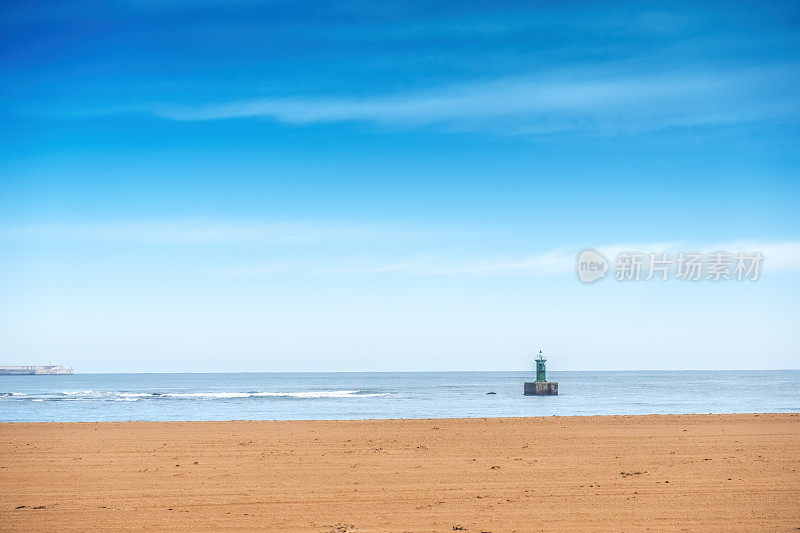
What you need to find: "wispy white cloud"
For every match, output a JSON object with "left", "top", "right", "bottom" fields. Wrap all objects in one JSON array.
[
  {"left": 217, "top": 240, "right": 800, "bottom": 277},
  {"left": 319, "top": 241, "right": 795, "bottom": 277},
  {"left": 0, "top": 220, "right": 443, "bottom": 246},
  {"left": 4, "top": 221, "right": 798, "bottom": 276},
  {"left": 143, "top": 64, "right": 800, "bottom": 134}
]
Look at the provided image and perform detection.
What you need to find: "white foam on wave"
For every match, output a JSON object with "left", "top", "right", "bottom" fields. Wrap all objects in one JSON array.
[
  {"left": 162, "top": 390, "right": 391, "bottom": 399},
  {"left": 253, "top": 390, "right": 391, "bottom": 398},
  {"left": 3, "top": 390, "right": 392, "bottom": 401},
  {"left": 164, "top": 392, "right": 255, "bottom": 398}
]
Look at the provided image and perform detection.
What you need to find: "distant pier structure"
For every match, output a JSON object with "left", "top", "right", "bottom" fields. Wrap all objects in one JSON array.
[
  {"left": 524, "top": 350, "right": 558, "bottom": 396},
  {"left": 0, "top": 365, "right": 73, "bottom": 375}
]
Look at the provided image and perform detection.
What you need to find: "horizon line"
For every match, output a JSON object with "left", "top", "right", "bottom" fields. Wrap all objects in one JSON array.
[{"left": 27, "top": 368, "right": 800, "bottom": 374}]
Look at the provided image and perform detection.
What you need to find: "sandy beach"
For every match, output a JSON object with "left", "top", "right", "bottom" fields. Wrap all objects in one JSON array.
[{"left": 1, "top": 413, "right": 798, "bottom": 531}]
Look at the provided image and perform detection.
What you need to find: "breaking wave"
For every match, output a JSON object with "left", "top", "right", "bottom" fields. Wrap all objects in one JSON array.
[{"left": 0, "top": 389, "right": 393, "bottom": 402}]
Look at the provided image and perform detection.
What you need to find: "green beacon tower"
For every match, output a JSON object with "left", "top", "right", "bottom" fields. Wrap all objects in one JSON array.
[
  {"left": 524, "top": 349, "right": 558, "bottom": 396},
  {"left": 535, "top": 349, "right": 547, "bottom": 382}
]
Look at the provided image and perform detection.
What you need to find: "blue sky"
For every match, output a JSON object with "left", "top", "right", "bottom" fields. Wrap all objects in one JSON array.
[{"left": 1, "top": 0, "right": 799, "bottom": 372}]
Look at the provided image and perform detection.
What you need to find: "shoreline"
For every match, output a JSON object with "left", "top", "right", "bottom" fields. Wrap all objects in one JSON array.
[
  {"left": 2, "top": 411, "right": 798, "bottom": 424},
  {"left": 3, "top": 413, "right": 798, "bottom": 531}
]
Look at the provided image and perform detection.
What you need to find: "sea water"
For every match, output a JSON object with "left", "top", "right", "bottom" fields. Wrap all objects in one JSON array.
[{"left": 0, "top": 370, "right": 797, "bottom": 422}]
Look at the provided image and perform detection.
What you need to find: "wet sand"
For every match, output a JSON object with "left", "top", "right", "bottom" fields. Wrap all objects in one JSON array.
[{"left": 1, "top": 413, "right": 798, "bottom": 531}]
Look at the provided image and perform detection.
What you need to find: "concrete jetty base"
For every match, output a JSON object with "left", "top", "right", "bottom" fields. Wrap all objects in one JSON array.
[{"left": 524, "top": 381, "right": 558, "bottom": 396}]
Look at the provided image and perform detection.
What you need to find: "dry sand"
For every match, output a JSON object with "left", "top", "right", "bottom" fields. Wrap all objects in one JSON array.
[{"left": 1, "top": 413, "right": 798, "bottom": 531}]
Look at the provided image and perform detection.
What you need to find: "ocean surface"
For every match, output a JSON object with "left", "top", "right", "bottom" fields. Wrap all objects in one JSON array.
[{"left": 0, "top": 370, "right": 798, "bottom": 422}]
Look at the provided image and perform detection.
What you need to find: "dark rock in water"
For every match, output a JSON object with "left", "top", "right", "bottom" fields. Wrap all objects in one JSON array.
[{"left": 486, "top": 392, "right": 497, "bottom": 395}]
